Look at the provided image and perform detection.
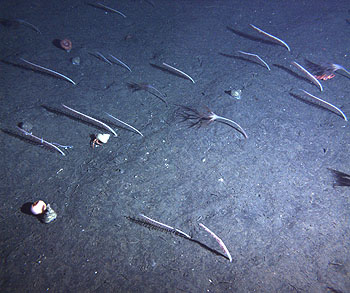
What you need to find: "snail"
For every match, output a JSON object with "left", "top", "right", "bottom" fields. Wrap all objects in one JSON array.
[
  {"left": 60, "top": 39, "right": 72, "bottom": 52},
  {"left": 91, "top": 133, "right": 110, "bottom": 148},
  {"left": 224, "top": 89, "right": 242, "bottom": 100},
  {"left": 31, "top": 200, "right": 57, "bottom": 224}
]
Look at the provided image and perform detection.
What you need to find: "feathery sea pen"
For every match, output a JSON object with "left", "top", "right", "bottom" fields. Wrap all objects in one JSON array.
[{"left": 178, "top": 106, "right": 248, "bottom": 138}]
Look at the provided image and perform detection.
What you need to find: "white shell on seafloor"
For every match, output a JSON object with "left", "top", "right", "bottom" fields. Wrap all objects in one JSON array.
[
  {"left": 96, "top": 133, "right": 110, "bottom": 144},
  {"left": 31, "top": 200, "right": 47, "bottom": 215},
  {"left": 42, "top": 204, "right": 57, "bottom": 224},
  {"left": 229, "top": 89, "right": 242, "bottom": 100},
  {"left": 71, "top": 56, "right": 80, "bottom": 65}
]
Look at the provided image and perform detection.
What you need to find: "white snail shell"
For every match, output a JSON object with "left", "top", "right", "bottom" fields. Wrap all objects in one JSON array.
[
  {"left": 230, "top": 89, "right": 242, "bottom": 100},
  {"left": 96, "top": 133, "right": 110, "bottom": 144},
  {"left": 31, "top": 200, "right": 47, "bottom": 215}
]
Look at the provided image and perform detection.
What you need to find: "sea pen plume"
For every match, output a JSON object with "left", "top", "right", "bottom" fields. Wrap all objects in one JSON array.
[
  {"left": 305, "top": 61, "right": 350, "bottom": 80},
  {"left": 292, "top": 61, "right": 323, "bottom": 92},
  {"left": 20, "top": 58, "right": 76, "bottom": 85},
  {"left": 250, "top": 24, "right": 290, "bottom": 51},
  {"left": 62, "top": 104, "right": 118, "bottom": 136},
  {"left": 305, "top": 60, "right": 336, "bottom": 80},
  {"left": 199, "top": 223, "right": 232, "bottom": 262},
  {"left": 238, "top": 50, "right": 270, "bottom": 71},
  {"left": 17, "top": 127, "right": 66, "bottom": 156},
  {"left": 131, "top": 214, "right": 191, "bottom": 239},
  {"left": 300, "top": 90, "right": 347, "bottom": 121},
  {"left": 162, "top": 62, "right": 195, "bottom": 83},
  {"left": 178, "top": 106, "right": 248, "bottom": 138}
]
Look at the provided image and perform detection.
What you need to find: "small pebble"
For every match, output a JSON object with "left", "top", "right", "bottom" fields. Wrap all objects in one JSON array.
[
  {"left": 71, "top": 56, "right": 80, "bottom": 65},
  {"left": 41, "top": 204, "right": 57, "bottom": 224},
  {"left": 18, "top": 121, "right": 33, "bottom": 132}
]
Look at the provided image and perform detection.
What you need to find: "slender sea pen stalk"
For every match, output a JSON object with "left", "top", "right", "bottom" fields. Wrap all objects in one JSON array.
[
  {"left": 96, "top": 3, "right": 126, "bottom": 18},
  {"left": 108, "top": 54, "right": 132, "bottom": 72},
  {"left": 299, "top": 90, "right": 348, "bottom": 121},
  {"left": 199, "top": 223, "right": 232, "bottom": 262},
  {"left": 62, "top": 104, "right": 118, "bottom": 136},
  {"left": 238, "top": 50, "right": 270, "bottom": 71},
  {"left": 292, "top": 61, "right": 323, "bottom": 92},
  {"left": 105, "top": 112, "right": 144, "bottom": 137},
  {"left": 17, "top": 127, "right": 66, "bottom": 156},
  {"left": 162, "top": 62, "right": 195, "bottom": 83},
  {"left": 95, "top": 52, "right": 113, "bottom": 65},
  {"left": 210, "top": 111, "right": 248, "bottom": 138},
  {"left": 20, "top": 58, "right": 76, "bottom": 85},
  {"left": 14, "top": 19, "right": 41, "bottom": 33},
  {"left": 250, "top": 24, "right": 290, "bottom": 51}
]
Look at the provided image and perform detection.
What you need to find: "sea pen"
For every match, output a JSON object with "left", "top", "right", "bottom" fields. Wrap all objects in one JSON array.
[
  {"left": 300, "top": 90, "right": 347, "bottom": 121},
  {"left": 238, "top": 50, "right": 270, "bottom": 71},
  {"left": 178, "top": 106, "right": 248, "bottom": 138},
  {"left": 17, "top": 127, "right": 66, "bottom": 156},
  {"left": 95, "top": 52, "right": 113, "bottom": 65},
  {"left": 199, "top": 223, "right": 232, "bottom": 262},
  {"left": 105, "top": 112, "right": 143, "bottom": 137},
  {"left": 128, "top": 214, "right": 234, "bottom": 261},
  {"left": 292, "top": 61, "right": 323, "bottom": 92},
  {"left": 127, "top": 82, "right": 167, "bottom": 106},
  {"left": 62, "top": 104, "right": 118, "bottom": 136},
  {"left": 108, "top": 54, "right": 132, "bottom": 72},
  {"left": 306, "top": 61, "right": 350, "bottom": 80},
  {"left": 250, "top": 24, "right": 290, "bottom": 52},
  {"left": 14, "top": 18, "right": 41, "bottom": 33},
  {"left": 96, "top": 3, "right": 126, "bottom": 18},
  {"left": 162, "top": 62, "right": 195, "bottom": 83},
  {"left": 20, "top": 58, "right": 76, "bottom": 85},
  {"left": 131, "top": 214, "right": 191, "bottom": 239},
  {"left": 331, "top": 63, "right": 350, "bottom": 76}
]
